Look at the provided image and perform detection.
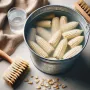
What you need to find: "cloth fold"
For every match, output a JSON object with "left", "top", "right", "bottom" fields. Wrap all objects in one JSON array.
[{"left": 0, "top": 0, "right": 49, "bottom": 55}]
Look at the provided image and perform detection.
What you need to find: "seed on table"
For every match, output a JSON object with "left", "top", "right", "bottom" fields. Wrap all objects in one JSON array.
[
  {"left": 47, "top": 79, "right": 52, "bottom": 82},
  {"left": 35, "top": 79, "right": 40, "bottom": 84},
  {"left": 58, "top": 82, "right": 62, "bottom": 86},
  {"left": 42, "top": 78, "right": 45, "bottom": 80},
  {"left": 43, "top": 87, "right": 47, "bottom": 90},
  {"left": 42, "top": 78, "right": 45, "bottom": 82},
  {"left": 45, "top": 83, "right": 49, "bottom": 87},
  {"left": 28, "top": 81, "right": 33, "bottom": 84},
  {"left": 56, "top": 85, "right": 59, "bottom": 89},
  {"left": 62, "top": 84, "right": 67, "bottom": 88},
  {"left": 48, "top": 86, "right": 51, "bottom": 89},
  {"left": 55, "top": 78, "right": 59, "bottom": 82},
  {"left": 24, "top": 78, "right": 29, "bottom": 82},
  {"left": 48, "top": 81, "right": 54, "bottom": 85},
  {"left": 41, "top": 83, "right": 44, "bottom": 86},
  {"left": 30, "top": 75, "right": 34, "bottom": 78},
  {"left": 53, "top": 84, "right": 59, "bottom": 88},
  {"left": 35, "top": 76, "right": 39, "bottom": 79},
  {"left": 40, "top": 80, "right": 44, "bottom": 86},
  {"left": 36, "top": 86, "right": 41, "bottom": 89},
  {"left": 53, "top": 85, "right": 56, "bottom": 88},
  {"left": 53, "top": 80, "right": 56, "bottom": 83}
]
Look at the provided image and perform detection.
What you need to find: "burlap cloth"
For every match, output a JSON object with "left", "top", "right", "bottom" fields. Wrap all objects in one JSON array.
[{"left": 0, "top": 0, "right": 49, "bottom": 55}]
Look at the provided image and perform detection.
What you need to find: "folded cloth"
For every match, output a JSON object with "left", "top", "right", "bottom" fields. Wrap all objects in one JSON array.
[
  {"left": 15, "top": 0, "right": 49, "bottom": 15},
  {"left": 0, "top": 0, "right": 49, "bottom": 14},
  {"left": 0, "top": 0, "right": 49, "bottom": 56},
  {"left": 0, "top": 13, "right": 6, "bottom": 29}
]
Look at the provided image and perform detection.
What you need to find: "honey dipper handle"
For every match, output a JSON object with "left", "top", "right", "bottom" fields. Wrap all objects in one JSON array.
[{"left": 0, "top": 50, "right": 12, "bottom": 63}]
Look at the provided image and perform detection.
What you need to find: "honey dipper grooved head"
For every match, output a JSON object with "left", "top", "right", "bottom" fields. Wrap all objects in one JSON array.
[{"left": 3, "top": 58, "right": 30, "bottom": 89}]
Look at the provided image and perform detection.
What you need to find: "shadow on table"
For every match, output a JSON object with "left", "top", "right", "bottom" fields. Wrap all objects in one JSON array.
[{"left": 60, "top": 54, "right": 90, "bottom": 84}]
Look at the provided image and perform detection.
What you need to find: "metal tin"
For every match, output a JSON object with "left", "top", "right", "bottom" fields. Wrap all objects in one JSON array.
[{"left": 24, "top": 5, "right": 90, "bottom": 74}]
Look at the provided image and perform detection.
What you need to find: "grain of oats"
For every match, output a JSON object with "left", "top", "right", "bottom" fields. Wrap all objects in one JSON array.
[
  {"left": 40, "top": 83, "right": 44, "bottom": 86},
  {"left": 53, "top": 84, "right": 59, "bottom": 88},
  {"left": 43, "top": 87, "right": 47, "bottom": 90},
  {"left": 28, "top": 81, "right": 33, "bottom": 84},
  {"left": 48, "top": 81, "right": 54, "bottom": 85},
  {"left": 40, "top": 80, "right": 44, "bottom": 86},
  {"left": 48, "top": 86, "right": 51, "bottom": 89},
  {"left": 62, "top": 84, "right": 67, "bottom": 88},
  {"left": 56, "top": 85, "right": 59, "bottom": 89},
  {"left": 53, "top": 78, "right": 59, "bottom": 83},
  {"left": 47, "top": 79, "right": 52, "bottom": 82},
  {"left": 42, "top": 78, "right": 45, "bottom": 81},
  {"left": 24, "top": 78, "right": 29, "bottom": 82},
  {"left": 59, "top": 83, "right": 62, "bottom": 86},
  {"left": 53, "top": 85, "right": 56, "bottom": 88},
  {"left": 35, "top": 76, "right": 39, "bottom": 79},
  {"left": 36, "top": 86, "right": 41, "bottom": 89},
  {"left": 45, "top": 83, "right": 49, "bottom": 87},
  {"left": 53, "top": 79, "right": 56, "bottom": 83},
  {"left": 35, "top": 79, "right": 40, "bottom": 84},
  {"left": 30, "top": 75, "right": 34, "bottom": 78},
  {"left": 55, "top": 78, "right": 59, "bottom": 82}
]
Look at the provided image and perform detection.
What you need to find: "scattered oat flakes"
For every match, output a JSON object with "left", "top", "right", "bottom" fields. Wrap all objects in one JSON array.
[{"left": 24, "top": 76, "right": 67, "bottom": 89}]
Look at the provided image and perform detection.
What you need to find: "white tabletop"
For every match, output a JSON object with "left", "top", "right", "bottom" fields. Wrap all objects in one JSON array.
[{"left": 0, "top": 0, "right": 90, "bottom": 90}]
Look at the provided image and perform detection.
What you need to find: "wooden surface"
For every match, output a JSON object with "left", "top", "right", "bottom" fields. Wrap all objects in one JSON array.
[{"left": 0, "top": 0, "right": 90, "bottom": 90}]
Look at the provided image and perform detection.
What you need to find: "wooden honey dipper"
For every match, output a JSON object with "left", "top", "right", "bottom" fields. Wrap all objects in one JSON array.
[
  {"left": 74, "top": 0, "right": 90, "bottom": 23},
  {"left": 0, "top": 50, "right": 30, "bottom": 89}
]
